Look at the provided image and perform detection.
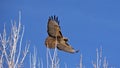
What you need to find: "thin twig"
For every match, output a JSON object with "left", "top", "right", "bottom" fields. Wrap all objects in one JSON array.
[{"left": 20, "top": 42, "right": 30, "bottom": 65}]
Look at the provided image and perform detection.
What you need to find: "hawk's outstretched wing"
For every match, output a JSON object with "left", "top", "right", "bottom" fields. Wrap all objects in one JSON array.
[
  {"left": 45, "top": 36, "right": 78, "bottom": 53},
  {"left": 47, "top": 16, "right": 63, "bottom": 38},
  {"left": 57, "top": 38, "right": 79, "bottom": 53}
]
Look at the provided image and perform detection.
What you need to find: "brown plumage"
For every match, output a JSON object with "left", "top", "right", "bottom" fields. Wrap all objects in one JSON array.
[
  {"left": 47, "top": 16, "right": 63, "bottom": 38},
  {"left": 45, "top": 16, "right": 79, "bottom": 53}
]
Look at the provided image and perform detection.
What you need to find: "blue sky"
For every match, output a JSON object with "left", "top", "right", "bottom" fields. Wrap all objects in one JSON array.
[{"left": 0, "top": 0, "right": 120, "bottom": 68}]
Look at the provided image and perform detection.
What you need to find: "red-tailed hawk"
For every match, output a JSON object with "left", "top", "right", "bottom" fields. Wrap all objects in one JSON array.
[{"left": 45, "top": 16, "right": 79, "bottom": 53}]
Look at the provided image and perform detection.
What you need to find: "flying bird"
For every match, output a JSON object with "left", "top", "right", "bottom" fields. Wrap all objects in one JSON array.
[{"left": 45, "top": 16, "right": 79, "bottom": 53}]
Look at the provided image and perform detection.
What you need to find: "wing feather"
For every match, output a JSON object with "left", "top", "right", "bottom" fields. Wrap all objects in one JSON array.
[
  {"left": 57, "top": 38, "right": 79, "bottom": 53},
  {"left": 47, "top": 16, "right": 63, "bottom": 38}
]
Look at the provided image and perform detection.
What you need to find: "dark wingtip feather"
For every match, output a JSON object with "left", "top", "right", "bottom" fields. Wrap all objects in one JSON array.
[
  {"left": 51, "top": 16, "right": 53, "bottom": 20},
  {"left": 48, "top": 16, "right": 51, "bottom": 21},
  {"left": 75, "top": 50, "right": 79, "bottom": 53},
  {"left": 54, "top": 15, "right": 56, "bottom": 20},
  {"left": 48, "top": 15, "right": 60, "bottom": 25}
]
